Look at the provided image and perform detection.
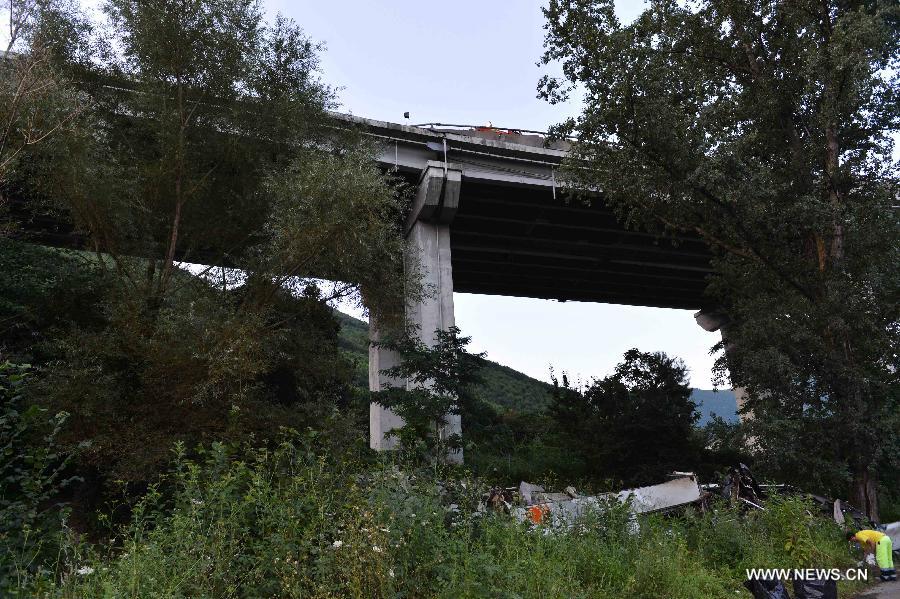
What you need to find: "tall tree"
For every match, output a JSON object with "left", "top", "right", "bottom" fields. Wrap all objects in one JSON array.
[
  {"left": 541, "top": 0, "right": 898, "bottom": 518},
  {"left": 550, "top": 349, "right": 699, "bottom": 486},
  {"left": 1, "top": 0, "right": 412, "bottom": 482},
  {"left": 0, "top": 0, "right": 90, "bottom": 227},
  {"left": 372, "top": 326, "right": 485, "bottom": 462}
]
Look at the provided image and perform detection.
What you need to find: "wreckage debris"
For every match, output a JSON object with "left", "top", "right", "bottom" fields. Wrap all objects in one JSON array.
[
  {"left": 483, "top": 463, "right": 900, "bottom": 566},
  {"left": 721, "top": 462, "right": 767, "bottom": 508},
  {"left": 506, "top": 473, "right": 704, "bottom": 527}
]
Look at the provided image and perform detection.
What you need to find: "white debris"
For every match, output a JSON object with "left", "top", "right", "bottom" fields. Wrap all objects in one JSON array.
[{"left": 512, "top": 472, "right": 702, "bottom": 529}]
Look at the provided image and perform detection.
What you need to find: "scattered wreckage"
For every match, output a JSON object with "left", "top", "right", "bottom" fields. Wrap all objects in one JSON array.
[
  {"left": 501, "top": 472, "right": 704, "bottom": 528},
  {"left": 481, "top": 465, "right": 897, "bottom": 599},
  {"left": 485, "top": 464, "right": 898, "bottom": 549}
]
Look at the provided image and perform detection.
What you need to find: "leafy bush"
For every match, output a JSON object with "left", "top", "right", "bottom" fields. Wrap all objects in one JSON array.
[
  {"left": 371, "top": 326, "right": 485, "bottom": 461},
  {"left": 549, "top": 349, "right": 701, "bottom": 486},
  {"left": 0, "top": 361, "right": 79, "bottom": 594},
  {"left": 22, "top": 437, "right": 866, "bottom": 599}
]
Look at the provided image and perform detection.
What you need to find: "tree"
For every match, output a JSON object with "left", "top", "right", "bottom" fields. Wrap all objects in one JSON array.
[
  {"left": 550, "top": 349, "right": 699, "bottom": 486},
  {"left": 0, "top": 0, "right": 90, "bottom": 233},
  {"left": 371, "top": 326, "right": 485, "bottom": 462},
  {"left": 541, "top": 0, "right": 898, "bottom": 519},
  {"left": 1, "top": 0, "right": 412, "bottom": 486}
]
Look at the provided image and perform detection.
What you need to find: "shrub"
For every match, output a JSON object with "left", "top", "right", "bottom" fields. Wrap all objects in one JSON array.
[
  {"left": 0, "top": 361, "right": 79, "bottom": 595},
  {"left": 31, "top": 438, "right": 868, "bottom": 598}
]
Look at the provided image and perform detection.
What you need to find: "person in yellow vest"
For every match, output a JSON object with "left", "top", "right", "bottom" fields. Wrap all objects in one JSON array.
[{"left": 848, "top": 529, "right": 896, "bottom": 582}]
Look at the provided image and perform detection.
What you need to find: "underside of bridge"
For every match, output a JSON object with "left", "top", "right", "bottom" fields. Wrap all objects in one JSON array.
[
  {"left": 448, "top": 180, "right": 710, "bottom": 310},
  {"left": 364, "top": 116, "right": 720, "bottom": 460}
]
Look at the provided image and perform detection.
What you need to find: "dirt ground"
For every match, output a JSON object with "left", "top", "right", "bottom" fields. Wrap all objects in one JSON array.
[{"left": 855, "top": 579, "right": 900, "bottom": 599}]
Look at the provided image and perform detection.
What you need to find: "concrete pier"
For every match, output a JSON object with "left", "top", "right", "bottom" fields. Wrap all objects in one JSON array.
[
  {"left": 369, "top": 162, "right": 463, "bottom": 461},
  {"left": 694, "top": 310, "right": 750, "bottom": 419}
]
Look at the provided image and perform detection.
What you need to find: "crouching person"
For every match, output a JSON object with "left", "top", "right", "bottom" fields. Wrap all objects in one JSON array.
[{"left": 848, "top": 529, "right": 896, "bottom": 582}]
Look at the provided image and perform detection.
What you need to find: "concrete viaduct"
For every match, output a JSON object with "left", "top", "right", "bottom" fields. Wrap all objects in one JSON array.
[
  {"left": 12, "top": 109, "right": 726, "bottom": 458},
  {"left": 351, "top": 115, "right": 720, "bottom": 460}
]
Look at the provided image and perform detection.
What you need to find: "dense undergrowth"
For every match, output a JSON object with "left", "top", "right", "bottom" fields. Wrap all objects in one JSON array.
[{"left": 5, "top": 434, "right": 868, "bottom": 599}]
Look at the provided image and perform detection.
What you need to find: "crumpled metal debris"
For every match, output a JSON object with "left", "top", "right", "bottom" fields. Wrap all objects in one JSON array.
[
  {"left": 721, "top": 462, "right": 767, "bottom": 509},
  {"left": 508, "top": 472, "right": 703, "bottom": 528},
  {"left": 492, "top": 463, "right": 892, "bottom": 540},
  {"left": 483, "top": 486, "right": 514, "bottom": 512}
]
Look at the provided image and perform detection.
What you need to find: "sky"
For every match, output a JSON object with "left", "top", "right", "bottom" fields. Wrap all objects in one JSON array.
[{"left": 259, "top": 0, "right": 726, "bottom": 388}]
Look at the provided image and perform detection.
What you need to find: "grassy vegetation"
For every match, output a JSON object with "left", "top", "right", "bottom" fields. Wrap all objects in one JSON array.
[
  {"left": 0, "top": 244, "right": 881, "bottom": 597},
  {"left": 8, "top": 437, "right": 867, "bottom": 598}
]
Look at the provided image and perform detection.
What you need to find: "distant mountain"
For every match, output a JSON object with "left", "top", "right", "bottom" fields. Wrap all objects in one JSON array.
[
  {"left": 334, "top": 310, "right": 738, "bottom": 424},
  {"left": 691, "top": 388, "right": 739, "bottom": 425}
]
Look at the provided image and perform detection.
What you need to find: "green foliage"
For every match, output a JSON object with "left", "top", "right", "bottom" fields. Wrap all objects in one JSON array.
[
  {"left": 550, "top": 349, "right": 700, "bottom": 486},
  {"left": 335, "top": 309, "right": 742, "bottom": 485},
  {"left": 6, "top": 438, "right": 865, "bottom": 598},
  {"left": 541, "top": 0, "right": 900, "bottom": 517},
  {"left": 695, "top": 416, "right": 752, "bottom": 481},
  {"left": 1, "top": 0, "right": 410, "bottom": 492},
  {"left": 471, "top": 361, "right": 553, "bottom": 414},
  {"left": 0, "top": 0, "right": 87, "bottom": 197},
  {"left": 372, "top": 326, "right": 485, "bottom": 460},
  {"left": 0, "top": 361, "right": 78, "bottom": 594},
  {"left": 11, "top": 0, "right": 411, "bottom": 320},
  {"left": 334, "top": 309, "right": 555, "bottom": 412},
  {"left": 0, "top": 240, "right": 108, "bottom": 361}
]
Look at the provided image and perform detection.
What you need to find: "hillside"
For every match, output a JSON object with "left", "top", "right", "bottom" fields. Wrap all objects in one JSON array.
[
  {"left": 334, "top": 310, "right": 554, "bottom": 413},
  {"left": 334, "top": 310, "right": 737, "bottom": 423}
]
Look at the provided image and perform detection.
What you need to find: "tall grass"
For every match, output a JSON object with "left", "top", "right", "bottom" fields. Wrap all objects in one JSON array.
[{"left": 15, "top": 434, "right": 867, "bottom": 598}]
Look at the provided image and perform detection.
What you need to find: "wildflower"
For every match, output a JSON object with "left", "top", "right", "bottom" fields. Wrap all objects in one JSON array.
[
  {"left": 389, "top": 568, "right": 395, "bottom": 578},
  {"left": 76, "top": 566, "right": 94, "bottom": 576},
  {"left": 332, "top": 540, "right": 344, "bottom": 548},
  {"left": 373, "top": 545, "right": 382, "bottom": 553},
  {"left": 191, "top": 498, "right": 203, "bottom": 506}
]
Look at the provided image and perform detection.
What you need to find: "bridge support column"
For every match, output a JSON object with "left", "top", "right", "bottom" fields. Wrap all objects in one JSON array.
[
  {"left": 369, "top": 161, "right": 463, "bottom": 461},
  {"left": 369, "top": 319, "right": 404, "bottom": 452},
  {"left": 694, "top": 310, "right": 751, "bottom": 420}
]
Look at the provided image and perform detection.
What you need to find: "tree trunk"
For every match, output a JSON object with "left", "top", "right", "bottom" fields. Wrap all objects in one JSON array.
[{"left": 851, "top": 469, "right": 879, "bottom": 524}]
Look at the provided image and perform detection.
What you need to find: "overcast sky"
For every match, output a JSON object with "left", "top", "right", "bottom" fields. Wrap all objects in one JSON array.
[{"left": 259, "top": 0, "right": 725, "bottom": 388}]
